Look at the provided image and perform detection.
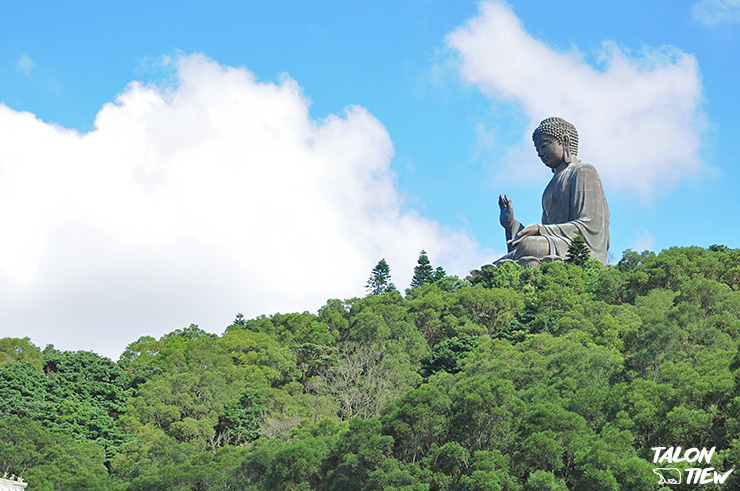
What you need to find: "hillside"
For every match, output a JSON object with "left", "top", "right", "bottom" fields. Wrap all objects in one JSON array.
[{"left": 1, "top": 246, "right": 739, "bottom": 490}]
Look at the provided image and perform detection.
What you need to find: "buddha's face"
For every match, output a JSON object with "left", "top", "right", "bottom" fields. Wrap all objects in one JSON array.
[{"left": 534, "top": 134, "right": 564, "bottom": 169}]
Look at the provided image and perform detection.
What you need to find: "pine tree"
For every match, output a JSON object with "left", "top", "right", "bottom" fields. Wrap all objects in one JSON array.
[
  {"left": 566, "top": 234, "right": 591, "bottom": 266},
  {"left": 366, "top": 258, "right": 396, "bottom": 294},
  {"left": 432, "top": 266, "right": 447, "bottom": 282},
  {"left": 411, "top": 250, "right": 434, "bottom": 288}
]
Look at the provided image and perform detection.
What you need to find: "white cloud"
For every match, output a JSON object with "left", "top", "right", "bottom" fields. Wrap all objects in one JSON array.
[
  {"left": 693, "top": 0, "right": 740, "bottom": 25},
  {"left": 0, "top": 54, "right": 490, "bottom": 358},
  {"left": 16, "top": 54, "right": 35, "bottom": 74},
  {"left": 447, "top": 1, "right": 704, "bottom": 196}
]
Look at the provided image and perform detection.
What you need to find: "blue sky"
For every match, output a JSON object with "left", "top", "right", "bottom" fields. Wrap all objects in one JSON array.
[{"left": 1, "top": 0, "right": 739, "bottom": 357}]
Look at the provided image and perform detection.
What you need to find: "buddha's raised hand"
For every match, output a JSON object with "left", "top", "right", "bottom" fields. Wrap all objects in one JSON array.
[{"left": 498, "top": 194, "right": 515, "bottom": 228}]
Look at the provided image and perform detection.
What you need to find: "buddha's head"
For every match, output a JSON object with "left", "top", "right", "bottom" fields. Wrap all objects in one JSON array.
[{"left": 532, "top": 117, "right": 578, "bottom": 169}]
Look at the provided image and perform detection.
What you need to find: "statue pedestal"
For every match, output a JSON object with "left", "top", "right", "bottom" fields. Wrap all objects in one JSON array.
[{"left": 468, "top": 254, "right": 563, "bottom": 280}]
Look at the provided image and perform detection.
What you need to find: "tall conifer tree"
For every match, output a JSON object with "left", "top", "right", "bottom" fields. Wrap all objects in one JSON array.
[
  {"left": 566, "top": 234, "right": 591, "bottom": 266},
  {"left": 411, "top": 250, "right": 434, "bottom": 288},
  {"left": 366, "top": 259, "right": 396, "bottom": 294},
  {"left": 432, "top": 266, "right": 447, "bottom": 282}
]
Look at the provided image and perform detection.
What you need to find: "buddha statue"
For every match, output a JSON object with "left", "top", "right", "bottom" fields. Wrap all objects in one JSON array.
[{"left": 489, "top": 117, "right": 610, "bottom": 268}]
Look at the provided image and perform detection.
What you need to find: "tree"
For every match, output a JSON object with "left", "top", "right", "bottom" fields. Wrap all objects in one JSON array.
[
  {"left": 421, "top": 334, "right": 479, "bottom": 377},
  {"left": 0, "top": 337, "right": 43, "bottom": 371},
  {"left": 366, "top": 259, "right": 396, "bottom": 294},
  {"left": 0, "top": 350, "right": 133, "bottom": 462},
  {"left": 317, "top": 343, "right": 411, "bottom": 420},
  {"left": 215, "top": 389, "right": 266, "bottom": 446},
  {"left": 0, "top": 415, "right": 109, "bottom": 490},
  {"left": 411, "top": 250, "right": 434, "bottom": 288},
  {"left": 411, "top": 251, "right": 447, "bottom": 289},
  {"left": 233, "top": 313, "right": 247, "bottom": 326},
  {"left": 566, "top": 234, "right": 590, "bottom": 266}
]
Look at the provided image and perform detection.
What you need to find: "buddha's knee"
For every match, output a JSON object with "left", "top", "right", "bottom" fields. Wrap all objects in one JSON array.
[{"left": 514, "top": 236, "right": 549, "bottom": 259}]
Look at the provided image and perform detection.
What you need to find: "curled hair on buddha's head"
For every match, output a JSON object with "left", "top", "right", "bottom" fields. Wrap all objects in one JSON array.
[{"left": 532, "top": 117, "right": 579, "bottom": 156}]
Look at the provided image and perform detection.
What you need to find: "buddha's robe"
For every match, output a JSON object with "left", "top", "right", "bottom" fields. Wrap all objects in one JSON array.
[{"left": 536, "top": 159, "right": 610, "bottom": 263}]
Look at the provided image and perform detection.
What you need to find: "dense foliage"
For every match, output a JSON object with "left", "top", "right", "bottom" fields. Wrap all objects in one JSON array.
[{"left": 2, "top": 246, "right": 740, "bottom": 490}]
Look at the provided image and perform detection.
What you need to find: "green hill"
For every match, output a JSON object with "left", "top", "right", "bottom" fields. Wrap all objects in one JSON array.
[{"left": 1, "top": 246, "right": 739, "bottom": 490}]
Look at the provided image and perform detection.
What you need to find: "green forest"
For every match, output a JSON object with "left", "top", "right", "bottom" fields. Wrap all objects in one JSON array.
[{"left": 1, "top": 246, "right": 740, "bottom": 490}]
